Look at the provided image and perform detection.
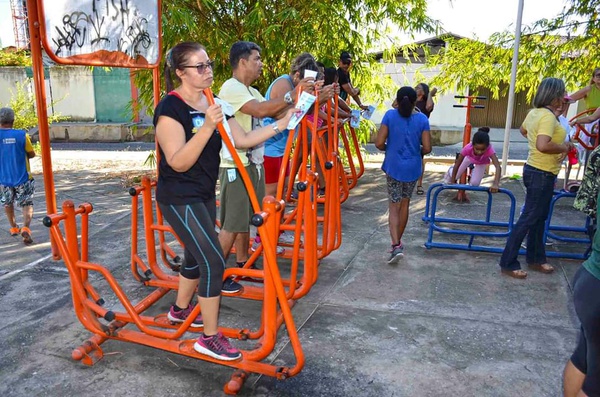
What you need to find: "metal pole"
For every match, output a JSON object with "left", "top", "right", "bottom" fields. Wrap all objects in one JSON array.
[
  {"left": 501, "top": 0, "right": 525, "bottom": 176},
  {"left": 27, "top": 0, "right": 59, "bottom": 258}
]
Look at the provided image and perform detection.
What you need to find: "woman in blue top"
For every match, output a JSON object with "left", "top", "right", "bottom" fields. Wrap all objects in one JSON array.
[{"left": 375, "top": 86, "right": 431, "bottom": 264}]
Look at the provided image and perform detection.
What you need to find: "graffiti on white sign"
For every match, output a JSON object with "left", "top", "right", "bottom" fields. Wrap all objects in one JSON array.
[{"left": 42, "top": 0, "right": 160, "bottom": 65}]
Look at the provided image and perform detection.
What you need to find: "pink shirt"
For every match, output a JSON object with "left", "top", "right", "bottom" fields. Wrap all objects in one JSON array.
[
  {"left": 306, "top": 105, "right": 326, "bottom": 128},
  {"left": 460, "top": 143, "right": 495, "bottom": 165}
]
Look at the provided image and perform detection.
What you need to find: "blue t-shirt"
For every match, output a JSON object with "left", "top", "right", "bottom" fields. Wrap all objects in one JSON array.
[
  {"left": 381, "top": 110, "right": 430, "bottom": 182},
  {"left": 263, "top": 74, "right": 294, "bottom": 157},
  {"left": 0, "top": 128, "right": 30, "bottom": 187}
]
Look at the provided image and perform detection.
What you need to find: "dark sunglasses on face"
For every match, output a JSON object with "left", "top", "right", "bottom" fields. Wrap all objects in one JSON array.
[
  {"left": 181, "top": 60, "right": 215, "bottom": 74},
  {"left": 342, "top": 60, "right": 352, "bottom": 65}
]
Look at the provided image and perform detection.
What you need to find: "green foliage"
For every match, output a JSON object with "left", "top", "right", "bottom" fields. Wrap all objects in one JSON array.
[
  {"left": 0, "top": 50, "right": 32, "bottom": 66},
  {"left": 1, "top": 80, "right": 67, "bottom": 131},
  {"left": 135, "top": 0, "right": 436, "bottom": 116},
  {"left": 426, "top": 0, "right": 600, "bottom": 100}
]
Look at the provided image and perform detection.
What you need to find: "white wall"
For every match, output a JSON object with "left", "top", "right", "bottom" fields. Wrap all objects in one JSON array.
[
  {"left": 0, "top": 66, "right": 96, "bottom": 122},
  {"left": 49, "top": 67, "right": 95, "bottom": 121},
  {"left": 0, "top": 67, "right": 27, "bottom": 107},
  {"left": 371, "top": 63, "right": 467, "bottom": 129}
]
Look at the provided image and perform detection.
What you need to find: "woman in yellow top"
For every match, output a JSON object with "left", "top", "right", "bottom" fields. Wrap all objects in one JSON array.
[
  {"left": 499, "top": 78, "right": 575, "bottom": 279},
  {"left": 570, "top": 68, "right": 600, "bottom": 110}
]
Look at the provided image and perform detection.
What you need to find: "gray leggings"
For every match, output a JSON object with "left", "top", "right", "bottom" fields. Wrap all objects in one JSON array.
[{"left": 158, "top": 200, "right": 225, "bottom": 298}]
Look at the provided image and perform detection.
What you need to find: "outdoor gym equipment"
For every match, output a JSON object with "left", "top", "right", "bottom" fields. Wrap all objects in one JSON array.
[
  {"left": 27, "top": 0, "right": 310, "bottom": 392},
  {"left": 544, "top": 191, "right": 591, "bottom": 260},
  {"left": 423, "top": 183, "right": 517, "bottom": 253},
  {"left": 452, "top": 95, "right": 487, "bottom": 203},
  {"left": 570, "top": 108, "right": 599, "bottom": 151},
  {"left": 423, "top": 184, "right": 591, "bottom": 259}
]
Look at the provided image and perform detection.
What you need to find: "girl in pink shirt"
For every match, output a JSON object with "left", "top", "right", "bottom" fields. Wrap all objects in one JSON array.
[{"left": 445, "top": 127, "right": 501, "bottom": 192}]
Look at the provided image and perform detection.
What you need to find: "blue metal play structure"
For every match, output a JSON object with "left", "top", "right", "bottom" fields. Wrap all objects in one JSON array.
[{"left": 423, "top": 184, "right": 591, "bottom": 260}]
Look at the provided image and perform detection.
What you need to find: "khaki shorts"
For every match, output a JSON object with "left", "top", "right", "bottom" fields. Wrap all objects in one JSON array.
[{"left": 219, "top": 163, "right": 265, "bottom": 233}]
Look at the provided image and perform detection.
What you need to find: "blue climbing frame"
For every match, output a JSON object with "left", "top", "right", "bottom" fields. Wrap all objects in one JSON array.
[{"left": 423, "top": 184, "right": 591, "bottom": 259}]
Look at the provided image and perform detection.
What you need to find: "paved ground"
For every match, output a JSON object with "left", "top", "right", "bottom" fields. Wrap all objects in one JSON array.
[{"left": 0, "top": 148, "right": 588, "bottom": 396}]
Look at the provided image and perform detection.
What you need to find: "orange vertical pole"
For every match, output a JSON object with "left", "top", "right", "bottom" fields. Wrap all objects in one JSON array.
[
  {"left": 129, "top": 70, "right": 140, "bottom": 123},
  {"left": 28, "top": 0, "right": 59, "bottom": 258}
]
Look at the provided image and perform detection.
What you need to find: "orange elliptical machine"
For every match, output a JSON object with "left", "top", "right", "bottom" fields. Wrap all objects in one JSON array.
[{"left": 31, "top": 1, "right": 366, "bottom": 394}]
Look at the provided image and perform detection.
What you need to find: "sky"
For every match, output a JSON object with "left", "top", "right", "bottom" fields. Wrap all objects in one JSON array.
[{"left": 0, "top": 0, "right": 570, "bottom": 48}]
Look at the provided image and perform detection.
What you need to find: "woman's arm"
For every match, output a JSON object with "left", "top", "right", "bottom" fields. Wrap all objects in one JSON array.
[
  {"left": 450, "top": 154, "right": 465, "bottom": 183},
  {"left": 421, "top": 129, "right": 432, "bottom": 155},
  {"left": 426, "top": 88, "right": 437, "bottom": 112},
  {"left": 229, "top": 108, "right": 294, "bottom": 149},
  {"left": 569, "top": 85, "right": 591, "bottom": 101},
  {"left": 520, "top": 125, "right": 527, "bottom": 137},
  {"left": 536, "top": 135, "right": 574, "bottom": 154},
  {"left": 490, "top": 154, "right": 501, "bottom": 192},
  {"left": 374, "top": 124, "right": 388, "bottom": 151},
  {"left": 155, "top": 106, "right": 222, "bottom": 172},
  {"left": 571, "top": 107, "right": 600, "bottom": 125}
]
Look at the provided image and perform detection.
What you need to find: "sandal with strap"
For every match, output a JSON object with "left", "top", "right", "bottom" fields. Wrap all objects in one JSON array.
[
  {"left": 20, "top": 226, "right": 33, "bottom": 245},
  {"left": 416, "top": 185, "right": 424, "bottom": 195},
  {"left": 528, "top": 263, "right": 554, "bottom": 274},
  {"left": 9, "top": 226, "right": 20, "bottom": 236},
  {"left": 501, "top": 269, "right": 528, "bottom": 279}
]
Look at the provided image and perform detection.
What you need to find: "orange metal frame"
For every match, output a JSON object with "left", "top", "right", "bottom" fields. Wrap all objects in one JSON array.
[
  {"left": 29, "top": 0, "right": 367, "bottom": 387},
  {"left": 570, "top": 108, "right": 599, "bottom": 150}
]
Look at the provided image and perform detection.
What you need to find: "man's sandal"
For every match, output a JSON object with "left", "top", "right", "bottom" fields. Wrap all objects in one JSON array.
[
  {"left": 20, "top": 227, "right": 33, "bottom": 245},
  {"left": 501, "top": 269, "right": 528, "bottom": 279},
  {"left": 416, "top": 185, "right": 424, "bottom": 195},
  {"left": 9, "top": 226, "right": 20, "bottom": 236},
  {"left": 528, "top": 263, "right": 554, "bottom": 274}
]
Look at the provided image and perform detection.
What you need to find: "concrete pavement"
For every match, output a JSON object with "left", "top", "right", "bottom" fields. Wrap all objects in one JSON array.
[{"left": 0, "top": 150, "right": 586, "bottom": 396}]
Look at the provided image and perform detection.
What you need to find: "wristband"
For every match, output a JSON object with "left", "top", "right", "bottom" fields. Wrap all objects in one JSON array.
[{"left": 272, "top": 124, "right": 282, "bottom": 134}]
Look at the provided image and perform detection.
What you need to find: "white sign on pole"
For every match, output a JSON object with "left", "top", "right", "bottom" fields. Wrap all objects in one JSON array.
[{"left": 39, "top": 0, "right": 161, "bottom": 67}]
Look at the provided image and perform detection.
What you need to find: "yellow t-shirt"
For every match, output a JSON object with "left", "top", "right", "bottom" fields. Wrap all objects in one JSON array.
[
  {"left": 218, "top": 78, "right": 265, "bottom": 167},
  {"left": 585, "top": 85, "right": 600, "bottom": 110},
  {"left": 25, "top": 134, "right": 33, "bottom": 179},
  {"left": 523, "top": 108, "right": 566, "bottom": 175}
]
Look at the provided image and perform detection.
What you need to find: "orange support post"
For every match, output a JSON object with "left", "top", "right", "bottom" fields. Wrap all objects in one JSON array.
[
  {"left": 26, "top": 0, "right": 59, "bottom": 258},
  {"left": 452, "top": 95, "right": 487, "bottom": 203}
]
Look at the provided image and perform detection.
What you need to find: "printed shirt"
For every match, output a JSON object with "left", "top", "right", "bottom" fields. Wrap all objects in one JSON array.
[
  {"left": 460, "top": 143, "right": 496, "bottom": 165},
  {"left": 0, "top": 128, "right": 33, "bottom": 187},
  {"left": 152, "top": 93, "right": 232, "bottom": 205},
  {"left": 583, "top": 189, "right": 600, "bottom": 281},
  {"left": 574, "top": 145, "right": 600, "bottom": 218},
  {"left": 218, "top": 78, "right": 266, "bottom": 166},
  {"left": 523, "top": 108, "right": 566, "bottom": 175},
  {"left": 381, "top": 110, "right": 430, "bottom": 182}
]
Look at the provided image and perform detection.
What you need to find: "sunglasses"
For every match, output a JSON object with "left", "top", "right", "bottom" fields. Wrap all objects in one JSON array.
[
  {"left": 181, "top": 60, "right": 215, "bottom": 74},
  {"left": 341, "top": 60, "right": 352, "bottom": 65}
]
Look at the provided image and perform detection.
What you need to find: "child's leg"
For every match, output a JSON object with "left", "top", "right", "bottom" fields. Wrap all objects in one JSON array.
[
  {"left": 469, "top": 164, "right": 486, "bottom": 186},
  {"left": 455, "top": 157, "right": 473, "bottom": 183}
]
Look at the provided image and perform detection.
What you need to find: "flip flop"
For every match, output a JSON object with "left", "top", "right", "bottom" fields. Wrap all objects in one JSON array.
[
  {"left": 528, "top": 263, "right": 554, "bottom": 274},
  {"left": 20, "top": 226, "right": 33, "bottom": 246},
  {"left": 416, "top": 186, "right": 424, "bottom": 195},
  {"left": 501, "top": 269, "right": 528, "bottom": 279},
  {"left": 9, "top": 226, "right": 20, "bottom": 236}
]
